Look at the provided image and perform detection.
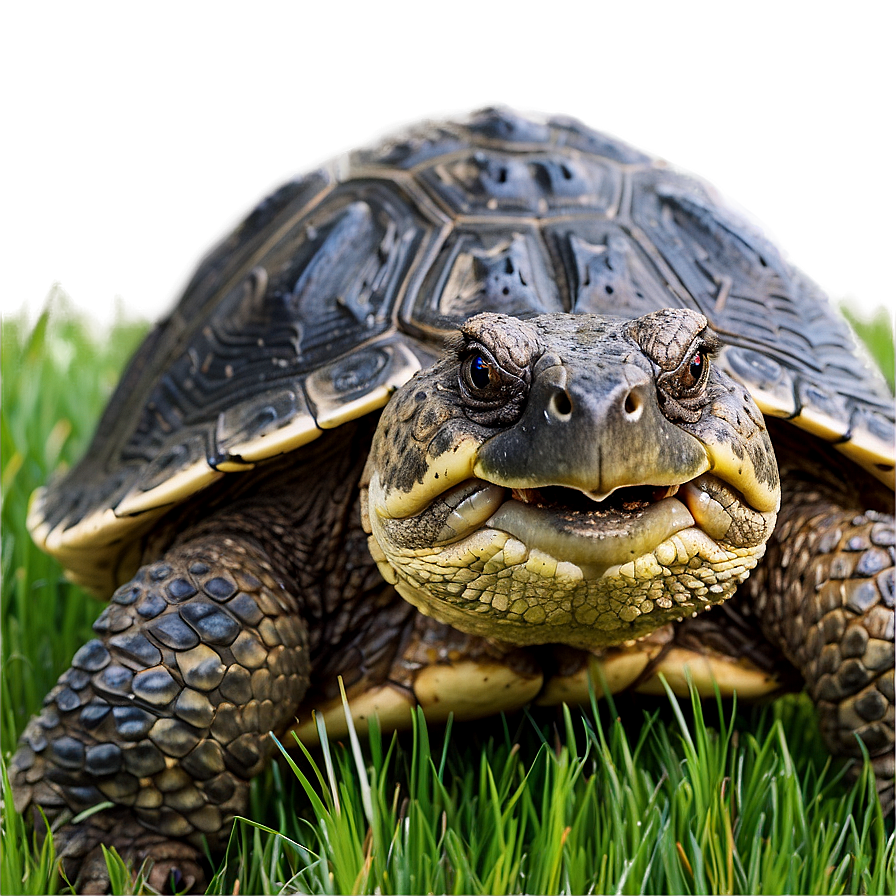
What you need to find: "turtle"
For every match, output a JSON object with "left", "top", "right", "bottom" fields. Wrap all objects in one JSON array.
[{"left": 11, "top": 107, "right": 895, "bottom": 893}]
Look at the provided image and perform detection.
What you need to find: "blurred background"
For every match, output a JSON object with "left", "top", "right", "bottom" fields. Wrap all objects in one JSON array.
[{"left": 3, "top": 1, "right": 894, "bottom": 326}]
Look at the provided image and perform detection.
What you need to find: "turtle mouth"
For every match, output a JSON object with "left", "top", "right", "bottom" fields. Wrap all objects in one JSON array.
[
  {"left": 510, "top": 483, "right": 681, "bottom": 515},
  {"left": 434, "top": 475, "right": 747, "bottom": 567}
]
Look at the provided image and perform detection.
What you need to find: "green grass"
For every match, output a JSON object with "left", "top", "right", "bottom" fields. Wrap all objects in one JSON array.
[
  {"left": 1, "top": 301, "right": 894, "bottom": 895},
  {"left": 842, "top": 306, "right": 895, "bottom": 392},
  {"left": 201, "top": 691, "right": 891, "bottom": 896}
]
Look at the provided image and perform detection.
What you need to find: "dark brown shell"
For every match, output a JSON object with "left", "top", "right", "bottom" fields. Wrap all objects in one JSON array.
[{"left": 30, "top": 107, "right": 895, "bottom": 592}]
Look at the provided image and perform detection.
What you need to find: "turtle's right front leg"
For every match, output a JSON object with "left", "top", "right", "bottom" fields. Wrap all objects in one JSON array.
[{"left": 10, "top": 532, "right": 309, "bottom": 894}]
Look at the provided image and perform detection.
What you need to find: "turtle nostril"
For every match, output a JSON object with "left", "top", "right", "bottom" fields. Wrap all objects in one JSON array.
[
  {"left": 623, "top": 388, "right": 643, "bottom": 420},
  {"left": 550, "top": 389, "right": 573, "bottom": 419}
]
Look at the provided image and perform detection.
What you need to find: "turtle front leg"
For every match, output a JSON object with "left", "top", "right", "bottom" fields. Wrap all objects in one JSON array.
[
  {"left": 747, "top": 480, "right": 894, "bottom": 809},
  {"left": 10, "top": 532, "right": 309, "bottom": 893}
]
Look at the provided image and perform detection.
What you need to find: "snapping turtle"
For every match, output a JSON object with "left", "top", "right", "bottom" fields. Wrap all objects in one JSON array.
[{"left": 12, "top": 108, "right": 895, "bottom": 892}]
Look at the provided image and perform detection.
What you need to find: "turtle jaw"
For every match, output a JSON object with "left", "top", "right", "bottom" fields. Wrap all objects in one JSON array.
[
  {"left": 445, "top": 473, "right": 776, "bottom": 562},
  {"left": 374, "top": 469, "right": 774, "bottom": 571},
  {"left": 364, "top": 468, "right": 778, "bottom": 650},
  {"left": 432, "top": 479, "right": 698, "bottom": 568}
]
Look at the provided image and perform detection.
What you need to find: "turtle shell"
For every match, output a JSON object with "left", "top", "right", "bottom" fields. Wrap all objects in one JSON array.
[{"left": 30, "top": 107, "right": 896, "bottom": 593}]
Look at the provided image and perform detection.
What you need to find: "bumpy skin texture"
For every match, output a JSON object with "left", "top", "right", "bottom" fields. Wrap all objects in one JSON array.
[
  {"left": 364, "top": 312, "right": 779, "bottom": 648},
  {"left": 743, "top": 429, "right": 895, "bottom": 808},
  {"left": 12, "top": 424, "right": 383, "bottom": 893}
]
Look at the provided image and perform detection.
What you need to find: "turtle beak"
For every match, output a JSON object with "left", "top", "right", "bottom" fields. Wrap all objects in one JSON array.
[{"left": 473, "top": 358, "right": 710, "bottom": 496}]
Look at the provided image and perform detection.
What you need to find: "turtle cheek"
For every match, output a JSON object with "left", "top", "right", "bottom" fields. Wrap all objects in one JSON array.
[
  {"left": 679, "top": 475, "right": 778, "bottom": 549},
  {"left": 363, "top": 359, "right": 497, "bottom": 523},
  {"left": 363, "top": 473, "right": 505, "bottom": 552},
  {"left": 683, "top": 379, "right": 782, "bottom": 517}
]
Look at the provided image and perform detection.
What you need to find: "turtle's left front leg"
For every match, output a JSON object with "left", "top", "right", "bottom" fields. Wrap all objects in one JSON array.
[
  {"left": 745, "top": 472, "right": 894, "bottom": 809},
  {"left": 10, "top": 530, "right": 310, "bottom": 893}
]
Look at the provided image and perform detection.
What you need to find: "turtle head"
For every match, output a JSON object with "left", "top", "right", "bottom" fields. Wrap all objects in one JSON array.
[{"left": 361, "top": 310, "right": 780, "bottom": 648}]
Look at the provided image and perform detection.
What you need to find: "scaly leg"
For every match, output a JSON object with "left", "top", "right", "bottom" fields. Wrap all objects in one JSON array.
[
  {"left": 11, "top": 533, "right": 309, "bottom": 893},
  {"left": 746, "top": 475, "right": 894, "bottom": 809}
]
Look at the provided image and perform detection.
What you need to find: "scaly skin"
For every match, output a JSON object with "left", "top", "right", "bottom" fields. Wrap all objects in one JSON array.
[
  {"left": 744, "top": 474, "right": 895, "bottom": 809},
  {"left": 11, "top": 535, "right": 310, "bottom": 893},
  {"left": 11, "top": 423, "right": 389, "bottom": 893}
]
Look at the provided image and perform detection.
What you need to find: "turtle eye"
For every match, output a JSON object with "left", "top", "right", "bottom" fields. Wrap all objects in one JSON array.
[
  {"left": 667, "top": 344, "right": 709, "bottom": 398},
  {"left": 466, "top": 353, "right": 495, "bottom": 392},
  {"left": 662, "top": 342, "right": 712, "bottom": 400},
  {"left": 684, "top": 350, "right": 705, "bottom": 389},
  {"left": 458, "top": 344, "right": 528, "bottom": 424}
]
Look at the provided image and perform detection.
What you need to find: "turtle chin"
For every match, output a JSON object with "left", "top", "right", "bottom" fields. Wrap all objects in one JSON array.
[{"left": 364, "top": 471, "right": 777, "bottom": 649}]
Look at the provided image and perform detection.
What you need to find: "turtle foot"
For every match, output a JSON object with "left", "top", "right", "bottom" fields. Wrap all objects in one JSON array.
[{"left": 52, "top": 810, "right": 206, "bottom": 894}]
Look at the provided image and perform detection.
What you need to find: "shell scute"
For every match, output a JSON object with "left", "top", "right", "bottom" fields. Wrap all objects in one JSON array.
[
  {"left": 408, "top": 226, "right": 563, "bottom": 332},
  {"left": 215, "top": 388, "right": 316, "bottom": 464},
  {"left": 549, "top": 113, "right": 652, "bottom": 165},
  {"left": 348, "top": 121, "right": 468, "bottom": 173},
  {"left": 303, "top": 337, "right": 423, "bottom": 430},
  {"left": 544, "top": 224, "right": 681, "bottom": 319},
  {"left": 177, "top": 170, "right": 334, "bottom": 326},
  {"left": 419, "top": 150, "right": 622, "bottom": 219},
  {"left": 115, "top": 433, "right": 220, "bottom": 519},
  {"left": 719, "top": 347, "right": 797, "bottom": 419},
  {"left": 465, "top": 106, "right": 553, "bottom": 145}
]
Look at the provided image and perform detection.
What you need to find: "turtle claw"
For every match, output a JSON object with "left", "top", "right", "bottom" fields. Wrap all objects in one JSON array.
[
  {"left": 52, "top": 813, "right": 206, "bottom": 895},
  {"left": 143, "top": 853, "right": 204, "bottom": 896},
  {"left": 66, "top": 849, "right": 204, "bottom": 896}
]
